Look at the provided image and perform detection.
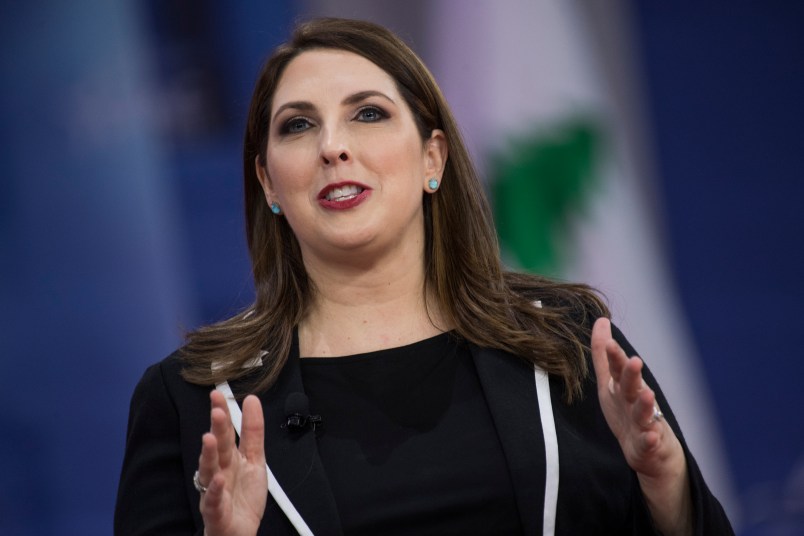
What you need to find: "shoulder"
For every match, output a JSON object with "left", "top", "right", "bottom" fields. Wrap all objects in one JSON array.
[
  {"left": 128, "top": 350, "right": 212, "bottom": 425},
  {"left": 505, "top": 271, "right": 608, "bottom": 323},
  {"left": 133, "top": 350, "right": 191, "bottom": 395},
  {"left": 136, "top": 350, "right": 183, "bottom": 386},
  {"left": 117, "top": 351, "right": 209, "bottom": 534}
]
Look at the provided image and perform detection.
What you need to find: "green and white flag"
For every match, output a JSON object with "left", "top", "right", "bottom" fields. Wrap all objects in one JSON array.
[{"left": 429, "top": 0, "right": 737, "bottom": 520}]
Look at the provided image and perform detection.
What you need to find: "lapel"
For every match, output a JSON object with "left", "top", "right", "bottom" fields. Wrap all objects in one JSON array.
[
  {"left": 229, "top": 349, "right": 343, "bottom": 535},
  {"left": 470, "top": 344, "right": 546, "bottom": 535},
  {"left": 227, "top": 341, "right": 548, "bottom": 535}
]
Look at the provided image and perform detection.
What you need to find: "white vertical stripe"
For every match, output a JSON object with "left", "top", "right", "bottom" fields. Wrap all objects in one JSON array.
[
  {"left": 215, "top": 382, "right": 315, "bottom": 536},
  {"left": 534, "top": 369, "right": 559, "bottom": 536}
]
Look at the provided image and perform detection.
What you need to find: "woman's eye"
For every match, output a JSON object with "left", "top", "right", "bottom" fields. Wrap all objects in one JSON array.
[
  {"left": 355, "top": 106, "right": 387, "bottom": 122},
  {"left": 281, "top": 117, "right": 312, "bottom": 134}
]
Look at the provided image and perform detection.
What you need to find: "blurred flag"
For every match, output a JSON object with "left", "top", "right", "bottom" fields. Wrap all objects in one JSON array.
[{"left": 428, "top": 0, "right": 738, "bottom": 522}]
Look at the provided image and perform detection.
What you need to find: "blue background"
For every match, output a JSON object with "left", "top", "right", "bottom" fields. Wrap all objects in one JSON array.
[{"left": 1, "top": 1, "right": 801, "bottom": 534}]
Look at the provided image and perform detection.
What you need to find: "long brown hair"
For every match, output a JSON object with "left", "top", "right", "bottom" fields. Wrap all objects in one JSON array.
[{"left": 180, "top": 17, "right": 609, "bottom": 402}]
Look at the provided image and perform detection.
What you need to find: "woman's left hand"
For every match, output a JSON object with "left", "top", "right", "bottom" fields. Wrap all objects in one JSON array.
[{"left": 591, "top": 317, "right": 692, "bottom": 536}]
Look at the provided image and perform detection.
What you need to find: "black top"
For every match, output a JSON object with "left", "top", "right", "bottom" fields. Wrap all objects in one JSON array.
[
  {"left": 299, "top": 332, "right": 523, "bottom": 535},
  {"left": 114, "top": 318, "right": 734, "bottom": 535}
]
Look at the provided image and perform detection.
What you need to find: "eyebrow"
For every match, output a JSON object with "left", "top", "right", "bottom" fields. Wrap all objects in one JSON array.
[
  {"left": 271, "top": 90, "right": 396, "bottom": 124},
  {"left": 343, "top": 90, "right": 395, "bottom": 106}
]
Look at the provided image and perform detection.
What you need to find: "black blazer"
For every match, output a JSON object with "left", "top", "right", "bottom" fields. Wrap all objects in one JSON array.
[{"left": 115, "top": 326, "right": 733, "bottom": 535}]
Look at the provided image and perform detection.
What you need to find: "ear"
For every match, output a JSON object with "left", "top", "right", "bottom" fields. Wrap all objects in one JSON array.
[
  {"left": 255, "top": 155, "right": 276, "bottom": 203},
  {"left": 423, "top": 129, "right": 448, "bottom": 189}
]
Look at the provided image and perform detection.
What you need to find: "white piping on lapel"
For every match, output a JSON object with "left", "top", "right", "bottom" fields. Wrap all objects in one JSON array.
[
  {"left": 215, "top": 380, "right": 314, "bottom": 536},
  {"left": 534, "top": 367, "right": 558, "bottom": 536},
  {"left": 531, "top": 298, "right": 558, "bottom": 535}
]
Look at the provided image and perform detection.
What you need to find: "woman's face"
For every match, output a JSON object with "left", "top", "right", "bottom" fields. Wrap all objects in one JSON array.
[{"left": 258, "top": 49, "right": 446, "bottom": 266}]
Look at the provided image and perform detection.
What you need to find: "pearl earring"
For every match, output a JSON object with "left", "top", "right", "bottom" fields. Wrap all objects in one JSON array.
[
  {"left": 270, "top": 202, "right": 282, "bottom": 215},
  {"left": 428, "top": 178, "right": 439, "bottom": 191}
]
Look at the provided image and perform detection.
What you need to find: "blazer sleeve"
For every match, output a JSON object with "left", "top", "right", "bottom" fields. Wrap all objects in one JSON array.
[
  {"left": 611, "top": 324, "right": 735, "bottom": 536},
  {"left": 114, "top": 358, "right": 205, "bottom": 536}
]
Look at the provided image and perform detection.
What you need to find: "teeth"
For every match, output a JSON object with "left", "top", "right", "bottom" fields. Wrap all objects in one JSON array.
[{"left": 325, "top": 184, "right": 363, "bottom": 201}]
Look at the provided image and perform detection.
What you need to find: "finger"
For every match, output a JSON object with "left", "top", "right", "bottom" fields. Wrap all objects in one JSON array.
[
  {"left": 638, "top": 428, "right": 661, "bottom": 455},
  {"left": 591, "top": 317, "right": 614, "bottom": 392},
  {"left": 240, "top": 395, "right": 266, "bottom": 464},
  {"left": 200, "top": 472, "right": 227, "bottom": 526},
  {"left": 210, "top": 389, "right": 234, "bottom": 421},
  {"left": 605, "top": 339, "right": 630, "bottom": 385},
  {"left": 211, "top": 407, "right": 236, "bottom": 469},
  {"left": 198, "top": 432, "right": 219, "bottom": 492},
  {"left": 619, "top": 356, "right": 645, "bottom": 404},
  {"left": 633, "top": 387, "right": 659, "bottom": 429},
  {"left": 210, "top": 391, "right": 237, "bottom": 468}
]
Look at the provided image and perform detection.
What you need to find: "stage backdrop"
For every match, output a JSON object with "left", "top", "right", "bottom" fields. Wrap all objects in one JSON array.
[{"left": 1, "top": 1, "right": 801, "bottom": 534}]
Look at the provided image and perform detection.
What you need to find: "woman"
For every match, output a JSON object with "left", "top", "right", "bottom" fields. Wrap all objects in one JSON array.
[{"left": 115, "top": 18, "right": 733, "bottom": 536}]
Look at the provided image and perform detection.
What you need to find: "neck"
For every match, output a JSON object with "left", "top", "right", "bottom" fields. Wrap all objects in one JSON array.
[{"left": 297, "top": 242, "right": 449, "bottom": 357}]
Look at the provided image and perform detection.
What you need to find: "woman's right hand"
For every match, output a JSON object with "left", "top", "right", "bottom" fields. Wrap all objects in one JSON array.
[{"left": 198, "top": 390, "right": 267, "bottom": 536}]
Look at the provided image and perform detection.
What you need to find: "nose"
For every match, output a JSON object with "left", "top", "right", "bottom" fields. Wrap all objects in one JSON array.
[{"left": 319, "top": 126, "right": 351, "bottom": 166}]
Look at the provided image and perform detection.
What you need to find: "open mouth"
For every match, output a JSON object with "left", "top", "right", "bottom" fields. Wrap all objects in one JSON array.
[{"left": 324, "top": 184, "right": 364, "bottom": 202}]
